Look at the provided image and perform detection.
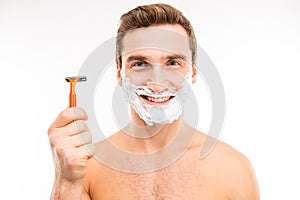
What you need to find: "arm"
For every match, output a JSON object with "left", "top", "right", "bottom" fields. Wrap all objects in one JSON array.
[
  {"left": 48, "top": 107, "right": 94, "bottom": 200},
  {"left": 50, "top": 180, "right": 92, "bottom": 200},
  {"left": 230, "top": 153, "right": 260, "bottom": 200},
  {"left": 50, "top": 179, "right": 82, "bottom": 200}
]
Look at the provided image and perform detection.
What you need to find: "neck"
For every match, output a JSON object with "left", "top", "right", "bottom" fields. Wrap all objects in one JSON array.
[
  {"left": 132, "top": 119, "right": 182, "bottom": 153},
  {"left": 111, "top": 109, "right": 184, "bottom": 153}
]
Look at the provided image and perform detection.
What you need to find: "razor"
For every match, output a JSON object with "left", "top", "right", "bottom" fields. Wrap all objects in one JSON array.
[{"left": 65, "top": 76, "right": 87, "bottom": 107}]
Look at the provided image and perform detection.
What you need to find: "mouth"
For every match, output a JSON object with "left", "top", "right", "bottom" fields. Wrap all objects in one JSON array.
[{"left": 139, "top": 95, "right": 175, "bottom": 105}]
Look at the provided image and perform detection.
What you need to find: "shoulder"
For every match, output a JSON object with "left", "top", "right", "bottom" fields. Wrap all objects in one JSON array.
[
  {"left": 201, "top": 136, "right": 260, "bottom": 199},
  {"left": 83, "top": 155, "right": 112, "bottom": 199}
]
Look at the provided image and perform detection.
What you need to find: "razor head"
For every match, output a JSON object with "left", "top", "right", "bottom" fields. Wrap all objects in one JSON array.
[{"left": 65, "top": 76, "right": 87, "bottom": 82}]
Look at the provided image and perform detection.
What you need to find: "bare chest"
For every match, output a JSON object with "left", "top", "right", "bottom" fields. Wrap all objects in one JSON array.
[
  {"left": 110, "top": 165, "right": 200, "bottom": 199},
  {"left": 89, "top": 157, "right": 229, "bottom": 200}
]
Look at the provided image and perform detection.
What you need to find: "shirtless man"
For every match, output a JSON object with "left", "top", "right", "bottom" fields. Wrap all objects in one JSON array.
[{"left": 48, "top": 4, "right": 260, "bottom": 199}]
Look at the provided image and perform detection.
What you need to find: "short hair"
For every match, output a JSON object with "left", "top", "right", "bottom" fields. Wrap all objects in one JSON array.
[{"left": 116, "top": 3, "right": 197, "bottom": 67}]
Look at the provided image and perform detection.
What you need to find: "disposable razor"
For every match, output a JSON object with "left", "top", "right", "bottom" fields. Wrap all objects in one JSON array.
[{"left": 65, "top": 76, "right": 87, "bottom": 107}]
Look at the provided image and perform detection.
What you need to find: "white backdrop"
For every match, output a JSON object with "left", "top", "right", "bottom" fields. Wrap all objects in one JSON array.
[{"left": 0, "top": 0, "right": 299, "bottom": 199}]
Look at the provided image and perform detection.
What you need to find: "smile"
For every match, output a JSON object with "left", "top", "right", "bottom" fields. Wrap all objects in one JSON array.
[{"left": 140, "top": 95, "right": 175, "bottom": 105}]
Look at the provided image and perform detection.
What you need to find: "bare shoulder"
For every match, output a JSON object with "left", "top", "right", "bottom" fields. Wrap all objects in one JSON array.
[{"left": 194, "top": 132, "right": 260, "bottom": 200}]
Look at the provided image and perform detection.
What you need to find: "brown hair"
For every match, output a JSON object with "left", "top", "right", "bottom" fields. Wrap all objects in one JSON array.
[{"left": 116, "top": 3, "right": 197, "bottom": 67}]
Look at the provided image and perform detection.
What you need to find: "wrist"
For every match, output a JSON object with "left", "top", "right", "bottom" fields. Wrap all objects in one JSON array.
[
  {"left": 51, "top": 178, "right": 83, "bottom": 200},
  {"left": 56, "top": 177, "right": 83, "bottom": 187}
]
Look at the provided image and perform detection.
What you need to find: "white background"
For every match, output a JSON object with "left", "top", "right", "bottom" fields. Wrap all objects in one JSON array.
[{"left": 0, "top": 0, "right": 299, "bottom": 199}]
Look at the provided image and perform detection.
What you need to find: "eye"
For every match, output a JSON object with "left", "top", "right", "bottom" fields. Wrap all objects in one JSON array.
[
  {"left": 167, "top": 60, "right": 181, "bottom": 68},
  {"left": 132, "top": 61, "right": 148, "bottom": 68},
  {"left": 169, "top": 60, "right": 180, "bottom": 66}
]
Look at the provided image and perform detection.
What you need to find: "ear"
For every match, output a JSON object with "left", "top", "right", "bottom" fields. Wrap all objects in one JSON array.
[
  {"left": 191, "top": 65, "right": 197, "bottom": 84},
  {"left": 116, "top": 64, "right": 122, "bottom": 86}
]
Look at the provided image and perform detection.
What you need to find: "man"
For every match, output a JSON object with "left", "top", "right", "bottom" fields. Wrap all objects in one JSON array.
[{"left": 48, "top": 3, "right": 259, "bottom": 199}]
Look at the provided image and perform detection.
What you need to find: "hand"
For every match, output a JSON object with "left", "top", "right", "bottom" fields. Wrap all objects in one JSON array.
[{"left": 48, "top": 107, "right": 94, "bottom": 184}]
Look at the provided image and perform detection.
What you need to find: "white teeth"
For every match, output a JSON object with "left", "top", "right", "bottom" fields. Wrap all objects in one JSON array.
[{"left": 146, "top": 96, "right": 170, "bottom": 103}]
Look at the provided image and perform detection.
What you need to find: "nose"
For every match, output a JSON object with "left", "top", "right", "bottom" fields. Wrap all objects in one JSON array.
[
  {"left": 146, "top": 81, "right": 169, "bottom": 93},
  {"left": 150, "top": 64, "right": 164, "bottom": 83},
  {"left": 146, "top": 65, "right": 169, "bottom": 92}
]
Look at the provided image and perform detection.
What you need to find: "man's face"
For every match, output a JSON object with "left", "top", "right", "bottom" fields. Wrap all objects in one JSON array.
[{"left": 118, "top": 24, "right": 196, "bottom": 106}]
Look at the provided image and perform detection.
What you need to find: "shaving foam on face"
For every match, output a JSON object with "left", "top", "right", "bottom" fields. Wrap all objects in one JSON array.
[{"left": 121, "top": 71, "right": 192, "bottom": 126}]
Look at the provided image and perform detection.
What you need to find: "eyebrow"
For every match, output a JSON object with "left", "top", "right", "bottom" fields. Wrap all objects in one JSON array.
[
  {"left": 126, "top": 54, "right": 187, "bottom": 64},
  {"left": 165, "top": 54, "right": 187, "bottom": 60},
  {"left": 126, "top": 55, "right": 147, "bottom": 63}
]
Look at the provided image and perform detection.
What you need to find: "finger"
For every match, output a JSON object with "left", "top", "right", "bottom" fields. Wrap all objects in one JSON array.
[
  {"left": 69, "top": 145, "right": 94, "bottom": 168},
  {"left": 59, "top": 120, "right": 89, "bottom": 136},
  {"left": 76, "top": 144, "right": 95, "bottom": 159},
  {"left": 72, "top": 132, "right": 92, "bottom": 148},
  {"left": 52, "top": 131, "right": 92, "bottom": 149},
  {"left": 51, "top": 107, "right": 88, "bottom": 128}
]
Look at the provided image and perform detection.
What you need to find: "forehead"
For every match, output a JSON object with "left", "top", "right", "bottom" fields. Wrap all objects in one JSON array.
[{"left": 122, "top": 24, "right": 192, "bottom": 61}]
